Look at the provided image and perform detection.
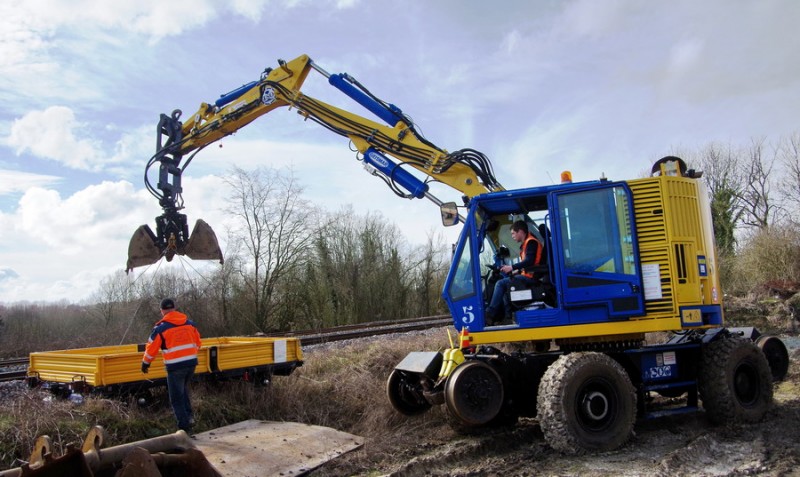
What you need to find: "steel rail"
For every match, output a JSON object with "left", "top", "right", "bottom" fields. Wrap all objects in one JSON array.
[{"left": 0, "top": 315, "right": 453, "bottom": 382}]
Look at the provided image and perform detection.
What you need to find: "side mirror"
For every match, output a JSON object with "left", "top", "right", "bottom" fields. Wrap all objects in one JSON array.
[{"left": 440, "top": 202, "right": 459, "bottom": 226}]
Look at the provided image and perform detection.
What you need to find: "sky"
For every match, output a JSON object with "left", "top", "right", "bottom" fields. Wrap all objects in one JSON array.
[{"left": 1, "top": 0, "right": 799, "bottom": 304}]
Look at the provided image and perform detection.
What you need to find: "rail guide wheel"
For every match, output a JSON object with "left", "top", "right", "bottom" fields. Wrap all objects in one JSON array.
[
  {"left": 386, "top": 369, "right": 432, "bottom": 416},
  {"left": 537, "top": 352, "right": 636, "bottom": 454},
  {"left": 699, "top": 335, "right": 773, "bottom": 424},
  {"left": 755, "top": 334, "right": 789, "bottom": 382},
  {"left": 444, "top": 360, "right": 504, "bottom": 432}
]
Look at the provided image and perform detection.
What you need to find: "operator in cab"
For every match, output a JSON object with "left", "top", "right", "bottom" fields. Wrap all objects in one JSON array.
[{"left": 485, "top": 220, "right": 543, "bottom": 325}]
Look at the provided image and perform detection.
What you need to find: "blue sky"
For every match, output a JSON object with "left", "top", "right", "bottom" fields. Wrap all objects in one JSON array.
[{"left": 1, "top": 0, "right": 799, "bottom": 303}]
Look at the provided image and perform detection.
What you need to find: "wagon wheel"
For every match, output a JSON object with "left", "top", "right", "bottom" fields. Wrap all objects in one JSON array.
[
  {"left": 386, "top": 369, "right": 431, "bottom": 416},
  {"left": 537, "top": 352, "right": 636, "bottom": 454},
  {"left": 699, "top": 335, "right": 773, "bottom": 424},
  {"left": 444, "top": 360, "right": 504, "bottom": 431}
]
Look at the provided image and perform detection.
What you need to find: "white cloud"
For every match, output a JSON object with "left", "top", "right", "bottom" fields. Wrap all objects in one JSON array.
[
  {"left": 0, "top": 173, "right": 239, "bottom": 303},
  {"left": 0, "top": 169, "right": 61, "bottom": 195},
  {"left": 559, "top": 0, "right": 631, "bottom": 38},
  {"left": 7, "top": 106, "right": 103, "bottom": 171},
  {"left": 668, "top": 39, "right": 704, "bottom": 75},
  {"left": 0, "top": 1, "right": 217, "bottom": 43},
  {"left": 5, "top": 106, "right": 147, "bottom": 174},
  {"left": 0, "top": 0, "right": 359, "bottom": 49},
  {"left": 1, "top": 0, "right": 799, "bottom": 304},
  {"left": 0, "top": 180, "right": 155, "bottom": 301},
  {"left": 12, "top": 181, "right": 152, "bottom": 251}
]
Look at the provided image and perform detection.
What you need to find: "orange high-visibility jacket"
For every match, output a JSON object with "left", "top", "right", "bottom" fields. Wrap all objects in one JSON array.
[
  {"left": 142, "top": 310, "right": 201, "bottom": 371},
  {"left": 518, "top": 233, "right": 543, "bottom": 279}
]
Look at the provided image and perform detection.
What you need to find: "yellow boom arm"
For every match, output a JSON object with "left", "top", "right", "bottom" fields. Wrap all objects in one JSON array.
[{"left": 127, "top": 54, "right": 502, "bottom": 271}]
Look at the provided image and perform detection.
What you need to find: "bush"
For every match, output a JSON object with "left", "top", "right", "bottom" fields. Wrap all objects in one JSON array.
[{"left": 729, "top": 225, "right": 800, "bottom": 294}]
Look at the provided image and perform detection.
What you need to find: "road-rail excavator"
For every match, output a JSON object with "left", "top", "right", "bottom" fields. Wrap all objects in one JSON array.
[{"left": 127, "top": 54, "right": 790, "bottom": 455}]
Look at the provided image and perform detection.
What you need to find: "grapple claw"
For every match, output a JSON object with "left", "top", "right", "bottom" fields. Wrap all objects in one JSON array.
[
  {"left": 126, "top": 225, "right": 161, "bottom": 273},
  {"left": 184, "top": 219, "right": 224, "bottom": 264},
  {"left": 126, "top": 219, "right": 223, "bottom": 272}
]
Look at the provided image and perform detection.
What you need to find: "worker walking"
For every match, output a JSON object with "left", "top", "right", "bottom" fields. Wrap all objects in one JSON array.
[{"left": 141, "top": 298, "right": 202, "bottom": 434}]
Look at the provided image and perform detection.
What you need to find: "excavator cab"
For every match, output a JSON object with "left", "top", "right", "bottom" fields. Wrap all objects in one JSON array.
[{"left": 443, "top": 178, "right": 649, "bottom": 332}]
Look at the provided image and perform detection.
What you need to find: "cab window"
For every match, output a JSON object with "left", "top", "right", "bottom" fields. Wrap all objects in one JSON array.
[
  {"left": 448, "top": 234, "right": 475, "bottom": 301},
  {"left": 558, "top": 186, "right": 635, "bottom": 275}
]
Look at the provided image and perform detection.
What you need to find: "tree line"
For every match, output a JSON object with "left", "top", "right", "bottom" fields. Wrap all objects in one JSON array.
[
  {"left": 687, "top": 132, "right": 800, "bottom": 293},
  {"left": 0, "top": 165, "right": 450, "bottom": 356},
  {"left": 3, "top": 132, "right": 800, "bottom": 356}
]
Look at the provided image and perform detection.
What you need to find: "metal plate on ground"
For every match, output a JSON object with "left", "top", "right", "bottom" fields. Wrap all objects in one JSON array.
[{"left": 193, "top": 420, "right": 363, "bottom": 476}]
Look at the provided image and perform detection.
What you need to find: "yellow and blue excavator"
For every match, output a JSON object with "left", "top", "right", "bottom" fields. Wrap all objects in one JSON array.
[{"left": 128, "top": 55, "right": 790, "bottom": 455}]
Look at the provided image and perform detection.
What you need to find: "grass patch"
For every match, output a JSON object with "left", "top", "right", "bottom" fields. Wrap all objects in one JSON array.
[{"left": 0, "top": 329, "right": 453, "bottom": 473}]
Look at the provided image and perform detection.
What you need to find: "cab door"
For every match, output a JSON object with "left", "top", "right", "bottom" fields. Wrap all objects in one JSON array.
[
  {"left": 552, "top": 184, "right": 645, "bottom": 321},
  {"left": 442, "top": 218, "right": 497, "bottom": 331}
]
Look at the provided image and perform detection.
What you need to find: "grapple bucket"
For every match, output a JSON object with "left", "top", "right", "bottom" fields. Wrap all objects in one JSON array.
[
  {"left": 184, "top": 219, "right": 224, "bottom": 262},
  {"left": 126, "top": 224, "right": 161, "bottom": 272},
  {"left": 126, "top": 219, "right": 224, "bottom": 272}
]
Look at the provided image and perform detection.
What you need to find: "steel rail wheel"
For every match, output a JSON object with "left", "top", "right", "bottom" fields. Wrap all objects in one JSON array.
[
  {"left": 699, "top": 335, "right": 773, "bottom": 424},
  {"left": 444, "top": 360, "right": 504, "bottom": 429},
  {"left": 537, "top": 352, "right": 636, "bottom": 454},
  {"left": 386, "top": 369, "right": 431, "bottom": 416},
  {"left": 756, "top": 334, "right": 789, "bottom": 382}
]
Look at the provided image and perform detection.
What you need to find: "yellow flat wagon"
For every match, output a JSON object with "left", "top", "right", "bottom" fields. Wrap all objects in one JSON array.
[{"left": 27, "top": 337, "right": 303, "bottom": 397}]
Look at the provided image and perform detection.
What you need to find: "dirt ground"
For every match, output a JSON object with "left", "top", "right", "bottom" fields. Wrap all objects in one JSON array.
[{"left": 312, "top": 337, "right": 800, "bottom": 477}]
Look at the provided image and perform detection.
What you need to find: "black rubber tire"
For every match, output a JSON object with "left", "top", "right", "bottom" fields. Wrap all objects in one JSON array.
[
  {"left": 386, "top": 369, "right": 431, "bottom": 416},
  {"left": 444, "top": 361, "right": 504, "bottom": 428},
  {"left": 756, "top": 334, "right": 789, "bottom": 382},
  {"left": 699, "top": 335, "right": 773, "bottom": 425},
  {"left": 537, "top": 352, "right": 636, "bottom": 454}
]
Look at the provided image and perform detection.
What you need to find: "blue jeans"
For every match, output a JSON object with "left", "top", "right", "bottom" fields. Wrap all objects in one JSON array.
[
  {"left": 167, "top": 365, "right": 195, "bottom": 431},
  {"left": 488, "top": 275, "right": 539, "bottom": 317}
]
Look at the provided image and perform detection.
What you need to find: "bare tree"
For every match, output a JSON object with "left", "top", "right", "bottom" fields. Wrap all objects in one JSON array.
[
  {"left": 407, "top": 230, "right": 449, "bottom": 316},
  {"left": 778, "top": 132, "right": 800, "bottom": 223},
  {"left": 89, "top": 271, "right": 135, "bottom": 327},
  {"left": 696, "top": 142, "right": 745, "bottom": 256},
  {"left": 224, "top": 166, "right": 313, "bottom": 332},
  {"left": 739, "top": 137, "right": 782, "bottom": 229},
  {"left": 200, "top": 235, "right": 246, "bottom": 336}
]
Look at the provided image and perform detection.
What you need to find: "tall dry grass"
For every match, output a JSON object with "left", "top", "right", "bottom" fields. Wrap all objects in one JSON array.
[{"left": 0, "top": 328, "right": 454, "bottom": 473}]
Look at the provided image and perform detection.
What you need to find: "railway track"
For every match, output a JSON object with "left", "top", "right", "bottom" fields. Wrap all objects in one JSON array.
[
  {"left": 0, "top": 358, "right": 29, "bottom": 382},
  {"left": 0, "top": 315, "right": 452, "bottom": 382}
]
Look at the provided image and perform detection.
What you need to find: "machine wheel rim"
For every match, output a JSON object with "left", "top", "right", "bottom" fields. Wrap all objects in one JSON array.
[
  {"left": 733, "top": 360, "right": 760, "bottom": 407},
  {"left": 573, "top": 376, "right": 623, "bottom": 433}
]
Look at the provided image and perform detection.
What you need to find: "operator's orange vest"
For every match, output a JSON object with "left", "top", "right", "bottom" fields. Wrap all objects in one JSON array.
[{"left": 519, "top": 233, "right": 543, "bottom": 279}]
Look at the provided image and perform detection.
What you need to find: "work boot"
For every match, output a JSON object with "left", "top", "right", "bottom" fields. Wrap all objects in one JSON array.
[
  {"left": 498, "top": 311, "right": 514, "bottom": 326},
  {"left": 485, "top": 307, "right": 499, "bottom": 325}
]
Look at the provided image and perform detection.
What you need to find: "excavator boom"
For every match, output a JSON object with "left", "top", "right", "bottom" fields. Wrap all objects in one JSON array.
[{"left": 127, "top": 54, "right": 502, "bottom": 271}]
